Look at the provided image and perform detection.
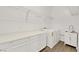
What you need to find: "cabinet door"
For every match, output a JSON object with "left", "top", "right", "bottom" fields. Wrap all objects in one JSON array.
[
  {"left": 77, "top": 35, "right": 79, "bottom": 51},
  {"left": 70, "top": 34, "right": 77, "bottom": 47},
  {"left": 47, "top": 32, "right": 53, "bottom": 48},
  {"left": 40, "top": 33, "right": 47, "bottom": 50},
  {"left": 64, "top": 33, "right": 70, "bottom": 45},
  {"left": 53, "top": 31, "right": 59, "bottom": 45},
  {"left": 26, "top": 34, "right": 46, "bottom": 51},
  {"left": 26, "top": 35, "right": 41, "bottom": 52},
  {"left": 47, "top": 31, "right": 60, "bottom": 48}
]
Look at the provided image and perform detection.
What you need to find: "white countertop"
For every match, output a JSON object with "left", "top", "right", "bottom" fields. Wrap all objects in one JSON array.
[
  {"left": 0, "top": 29, "right": 55, "bottom": 43},
  {"left": 0, "top": 30, "right": 49, "bottom": 43}
]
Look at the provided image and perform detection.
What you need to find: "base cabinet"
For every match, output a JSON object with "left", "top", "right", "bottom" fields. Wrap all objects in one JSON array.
[
  {"left": 77, "top": 35, "right": 79, "bottom": 52},
  {"left": 64, "top": 32, "right": 77, "bottom": 47},
  {"left": 47, "top": 31, "right": 60, "bottom": 48},
  {"left": 0, "top": 33, "right": 47, "bottom": 52}
]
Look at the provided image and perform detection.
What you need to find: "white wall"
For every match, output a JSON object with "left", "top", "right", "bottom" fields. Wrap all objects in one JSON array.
[
  {"left": 0, "top": 6, "right": 50, "bottom": 34},
  {"left": 49, "top": 7, "right": 79, "bottom": 33},
  {"left": 24, "top": 6, "right": 52, "bottom": 16},
  {"left": 0, "top": 6, "right": 27, "bottom": 34},
  {"left": 50, "top": 16, "right": 79, "bottom": 33},
  {"left": 51, "top": 7, "right": 71, "bottom": 17},
  {"left": 24, "top": 6, "right": 53, "bottom": 29},
  {"left": 1, "top": 6, "right": 79, "bottom": 35}
]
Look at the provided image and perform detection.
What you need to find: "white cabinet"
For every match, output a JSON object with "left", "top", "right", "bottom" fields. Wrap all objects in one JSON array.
[
  {"left": 40, "top": 33, "right": 47, "bottom": 49},
  {"left": 64, "top": 32, "right": 70, "bottom": 45},
  {"left": 0, "top": 33, "right": 47, "bottom": 52},
  {"left": 77, "top": 34, "right": 79, "bottom": 52},
  {"left": 47, "top": 31, "right": 60, "bottom": 48},
  {"left": 64, "top": 32, "right": 77, "bottom": 47}
]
